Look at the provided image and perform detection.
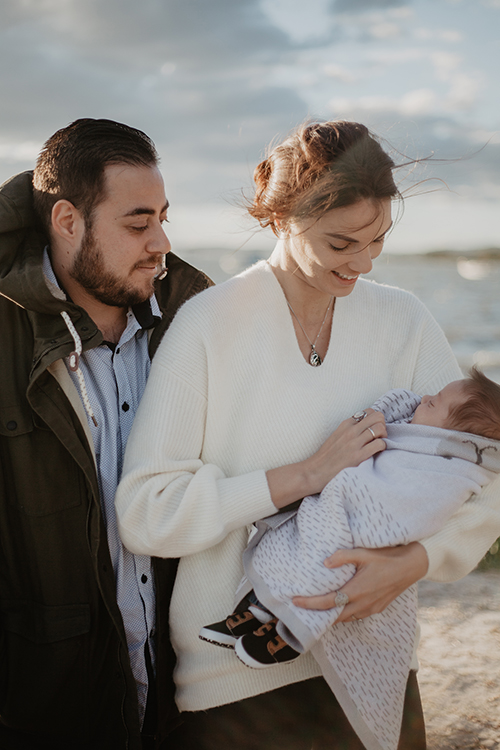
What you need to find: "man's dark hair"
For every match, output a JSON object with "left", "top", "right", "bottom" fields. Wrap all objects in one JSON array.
[{"left": 33, "top": 118, "right": 159, "bottom": 235}]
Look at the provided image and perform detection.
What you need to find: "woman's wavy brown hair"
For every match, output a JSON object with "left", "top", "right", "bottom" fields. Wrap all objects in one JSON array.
[{"left": 247, "top": 120, "right": 400, "bottom": 235}]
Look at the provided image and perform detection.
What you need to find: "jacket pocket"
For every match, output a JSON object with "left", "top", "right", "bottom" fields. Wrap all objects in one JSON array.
[
  {"left": 1, "top": 600, "right": 90, "bottom": 643},
  {"left": 0, "top": 600, "right": 91, "bottom": 732},
  {"left": 1, "top": 404, "right": 82, "bottom": 516}
]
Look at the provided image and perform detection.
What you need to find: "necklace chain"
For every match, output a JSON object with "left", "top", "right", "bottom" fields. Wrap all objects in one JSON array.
[{"left": 286, "top": 296, "right": 334, "bottom": 367}]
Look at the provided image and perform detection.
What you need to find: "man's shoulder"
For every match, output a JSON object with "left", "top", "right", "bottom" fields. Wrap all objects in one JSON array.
[
  {"left": 149, "top": 253, "right": 214, "bottom": 356},
  {"left": 0, "top": 171, "right": 36, "bottom": 233},
  {"left": 156, "top": 252, "right": 213, "bottom": 316},
  {"left": 164, "top": 252, "right": 213, "bottom": 294}
]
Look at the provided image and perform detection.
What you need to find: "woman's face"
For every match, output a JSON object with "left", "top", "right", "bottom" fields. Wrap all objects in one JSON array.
[{"left": 280, "top": 198, "right": 392, "bottom": 298}]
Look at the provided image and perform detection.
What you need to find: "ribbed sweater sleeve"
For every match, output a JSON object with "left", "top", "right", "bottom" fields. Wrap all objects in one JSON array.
[
  {"left": 421, "top": 476, "right": 500, "bottom": 580},
  {"left": 116, "top": 290, "right": 276, "bottom": 558}
]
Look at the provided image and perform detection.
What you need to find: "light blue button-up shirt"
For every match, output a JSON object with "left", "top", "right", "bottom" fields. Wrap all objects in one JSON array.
[{"left": 43, "top": 251, "right": 158, "bottom": 726}]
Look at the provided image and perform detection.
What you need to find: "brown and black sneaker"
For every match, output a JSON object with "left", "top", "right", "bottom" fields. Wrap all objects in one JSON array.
[
  {"left": 234, "top": 618, "right": 301, "bottom": 668},
  {"left": 199, "top": 609, "right": 262, "bottom": 649}
]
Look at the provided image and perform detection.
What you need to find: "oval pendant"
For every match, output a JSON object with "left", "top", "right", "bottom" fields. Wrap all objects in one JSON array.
[{"left": 310, "top": 349, "right": 322, "bottom": 367}]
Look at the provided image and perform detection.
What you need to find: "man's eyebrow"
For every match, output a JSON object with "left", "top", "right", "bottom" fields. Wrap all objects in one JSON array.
[{"left": 123, "top": 201, "right": 169, "bottom": 217}]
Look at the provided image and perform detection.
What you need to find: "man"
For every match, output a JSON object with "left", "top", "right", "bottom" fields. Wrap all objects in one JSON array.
[{"left": 0, "top": 119, "right": 212, "bottom": 749}]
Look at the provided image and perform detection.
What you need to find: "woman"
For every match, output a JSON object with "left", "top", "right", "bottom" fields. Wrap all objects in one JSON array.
[{"left": 116, "top": 121, "right": 500, "bottom": 749}]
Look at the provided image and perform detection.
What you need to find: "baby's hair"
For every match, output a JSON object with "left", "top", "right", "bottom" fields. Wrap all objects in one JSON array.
[{"left": 446, "top": 367, "right": 500, "bottom": 440}]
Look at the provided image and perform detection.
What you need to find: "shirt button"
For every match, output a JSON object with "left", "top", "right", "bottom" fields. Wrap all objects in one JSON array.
[
  {"left": 122, "top": 402, "right": 130, "bottom": 412},
  {"left": 141, "top": 574, "right": 148, "bottom": 584},
  {"left": 116, "top": 347, "right": 120, "bottom": 354}
]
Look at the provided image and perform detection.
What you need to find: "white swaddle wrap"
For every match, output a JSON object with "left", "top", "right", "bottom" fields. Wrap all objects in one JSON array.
[{"left": 239, "top": 389, "right": 500, "bottom": 750}]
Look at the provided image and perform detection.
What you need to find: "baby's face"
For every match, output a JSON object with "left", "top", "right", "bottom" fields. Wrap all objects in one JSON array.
[{"left": 411, "top": 380, "right": 466, "bottom": 428}]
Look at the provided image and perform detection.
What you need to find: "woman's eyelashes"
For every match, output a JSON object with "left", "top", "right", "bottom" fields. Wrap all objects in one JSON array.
[
  {"left": 327, "top": 235, "right": 386, "bottom": 255},
  {"left": 328, "top": 242, "right": 350, "bottom": 253}
]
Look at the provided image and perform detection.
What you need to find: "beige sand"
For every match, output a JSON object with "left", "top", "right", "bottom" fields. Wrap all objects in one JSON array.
[{"left": 418, "top": 571, "right": 500, "bottom": 749}]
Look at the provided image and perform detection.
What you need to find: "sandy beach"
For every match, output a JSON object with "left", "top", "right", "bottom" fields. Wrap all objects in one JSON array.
[{"left": 418, "top": 571, "right": 500, "bottom": 749}]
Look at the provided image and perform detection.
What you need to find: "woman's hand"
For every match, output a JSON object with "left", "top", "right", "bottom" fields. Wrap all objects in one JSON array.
[
  {"left": 267, "top": 408, "right": 387, "bottom": 509},
  {"left": 303, "top": 408, "right": 387, "bottom": 497},
  {"left": 292, "top": 542, "right": 429, "bottom": 622}
]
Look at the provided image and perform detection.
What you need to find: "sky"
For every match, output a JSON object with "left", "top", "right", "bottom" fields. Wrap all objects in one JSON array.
[{"left": 1, "top": 0, "right": 499, "bottom": 256}]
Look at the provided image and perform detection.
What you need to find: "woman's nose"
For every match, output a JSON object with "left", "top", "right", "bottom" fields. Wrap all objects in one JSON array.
[{"left": 348, "top": 246, "right": 373, "bottom": 275}]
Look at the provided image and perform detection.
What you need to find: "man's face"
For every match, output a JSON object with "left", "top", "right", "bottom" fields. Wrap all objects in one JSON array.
[{"left": 69, "top": 163, "right": 171, "bottom": 308}]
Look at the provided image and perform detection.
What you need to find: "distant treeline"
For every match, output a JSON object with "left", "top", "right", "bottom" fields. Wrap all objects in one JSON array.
[{"left": 421, "top": 248, "right": 500, "bottom": 260}]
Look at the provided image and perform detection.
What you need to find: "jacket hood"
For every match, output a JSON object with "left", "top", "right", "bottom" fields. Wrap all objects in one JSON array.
[{"left": 0, "top": 170, "right": 72, "bottom": 316}]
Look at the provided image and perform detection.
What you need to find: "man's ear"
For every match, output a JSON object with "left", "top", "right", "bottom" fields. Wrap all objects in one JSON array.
[{"left": 51, "top": 200, "right": 85, "bottom": 247}]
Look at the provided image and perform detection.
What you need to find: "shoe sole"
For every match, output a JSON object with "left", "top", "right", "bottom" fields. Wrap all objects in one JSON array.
[
  {"left": 234, "top": 637, "right": 297, "bottom": 668},
  {"left": 199, "top": 628, "right": 236, "bottom": 648}
]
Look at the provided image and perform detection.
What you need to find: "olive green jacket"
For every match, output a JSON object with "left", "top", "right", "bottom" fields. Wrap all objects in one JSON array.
[{"left": 0, "top": 172, "right": 212, "bottom": 749}]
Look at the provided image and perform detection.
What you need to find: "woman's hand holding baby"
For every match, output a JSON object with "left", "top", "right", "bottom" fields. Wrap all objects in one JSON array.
[
  {"left": 292, "top": 542, "right": 429, "bottom": 620},
  {"left": 267, "top": 408, "right": 386, "bottom": 510},
  {"left": 303, "top": 408, "right": 387, "bottom": 496}
]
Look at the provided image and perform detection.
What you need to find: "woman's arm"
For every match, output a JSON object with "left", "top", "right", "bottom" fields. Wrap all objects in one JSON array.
[
  {"left": 421, "top": 474, "right": 500, "bottom": 581},
  {"left": 116, "top": 360, "right": 276, "bottom": 558}
]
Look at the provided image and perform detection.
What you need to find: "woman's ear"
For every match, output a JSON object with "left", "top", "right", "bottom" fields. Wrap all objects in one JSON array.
[{"left": 51, "top": 200, "right": 85, "bottom": 247}]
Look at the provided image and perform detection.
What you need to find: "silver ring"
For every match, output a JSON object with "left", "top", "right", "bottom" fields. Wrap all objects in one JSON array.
[
  {"left": 367, "top": 427, "right": 376, "bottom": 439},
  {"left": 351, "top": 614, "right": 362, "bottom": 621},
  {"left": 334, "top": 592, "right": 349, "bottom": 607},
  {"left": 352, "top": 410, "right": 367, "bottom": 423}
]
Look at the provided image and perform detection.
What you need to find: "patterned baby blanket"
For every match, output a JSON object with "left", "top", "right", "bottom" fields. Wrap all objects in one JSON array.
[{"left": 240, "top": 389, "right": 500, "bottom": 750}]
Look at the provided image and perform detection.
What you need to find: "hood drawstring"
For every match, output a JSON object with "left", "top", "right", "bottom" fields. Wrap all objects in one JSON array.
[{"left": 60, "top": 311, "right": 98, "bottom": 427}]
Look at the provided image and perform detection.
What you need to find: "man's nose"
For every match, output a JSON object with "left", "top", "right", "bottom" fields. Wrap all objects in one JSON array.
[{"left": 148, "top": 223, "right": 171, "bottom": 255}]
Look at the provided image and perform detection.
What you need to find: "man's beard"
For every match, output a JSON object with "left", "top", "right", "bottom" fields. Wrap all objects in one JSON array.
[{"left": 70, "top": 224, "right": 160, "bottom": 308}]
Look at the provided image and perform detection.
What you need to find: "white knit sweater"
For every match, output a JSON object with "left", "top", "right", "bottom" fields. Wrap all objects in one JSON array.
[{"left": 116, "top": 260, "right": 500, "bottom": 712}]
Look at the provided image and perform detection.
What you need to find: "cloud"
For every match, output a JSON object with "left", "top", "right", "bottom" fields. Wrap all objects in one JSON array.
[
  {"left": 1, "top": 0, "right": 499, "bottom": 254},
  {"left": 329, "top": 88, "right": 438, "bottom": 117},
  {"left": 323, "top": 64, "right": 358, "bottom": 83},
  {"left": 445, "top": 73, "right": 484, "bottom": 112},
  {"left": 0, "top": 0, "right": 306, "bottom": 197},
  {"left": 414, "top": 27, "right": 463, "bottom": 42},
  {"left": 431, "top": 51, "right": 462, "bottom": 81},
  {"left": 333, "top": 0, "right": 409, "bottom": 11}
]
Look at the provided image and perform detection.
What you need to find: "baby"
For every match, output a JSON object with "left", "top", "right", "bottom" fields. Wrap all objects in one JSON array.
[{"left": 198, "top": 368, "right": 500, "bottom": 750}]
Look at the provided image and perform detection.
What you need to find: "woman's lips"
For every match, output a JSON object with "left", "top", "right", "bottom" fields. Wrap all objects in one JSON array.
[{"left": 332, "top": 270, "right": 358, "bottom": 284}]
